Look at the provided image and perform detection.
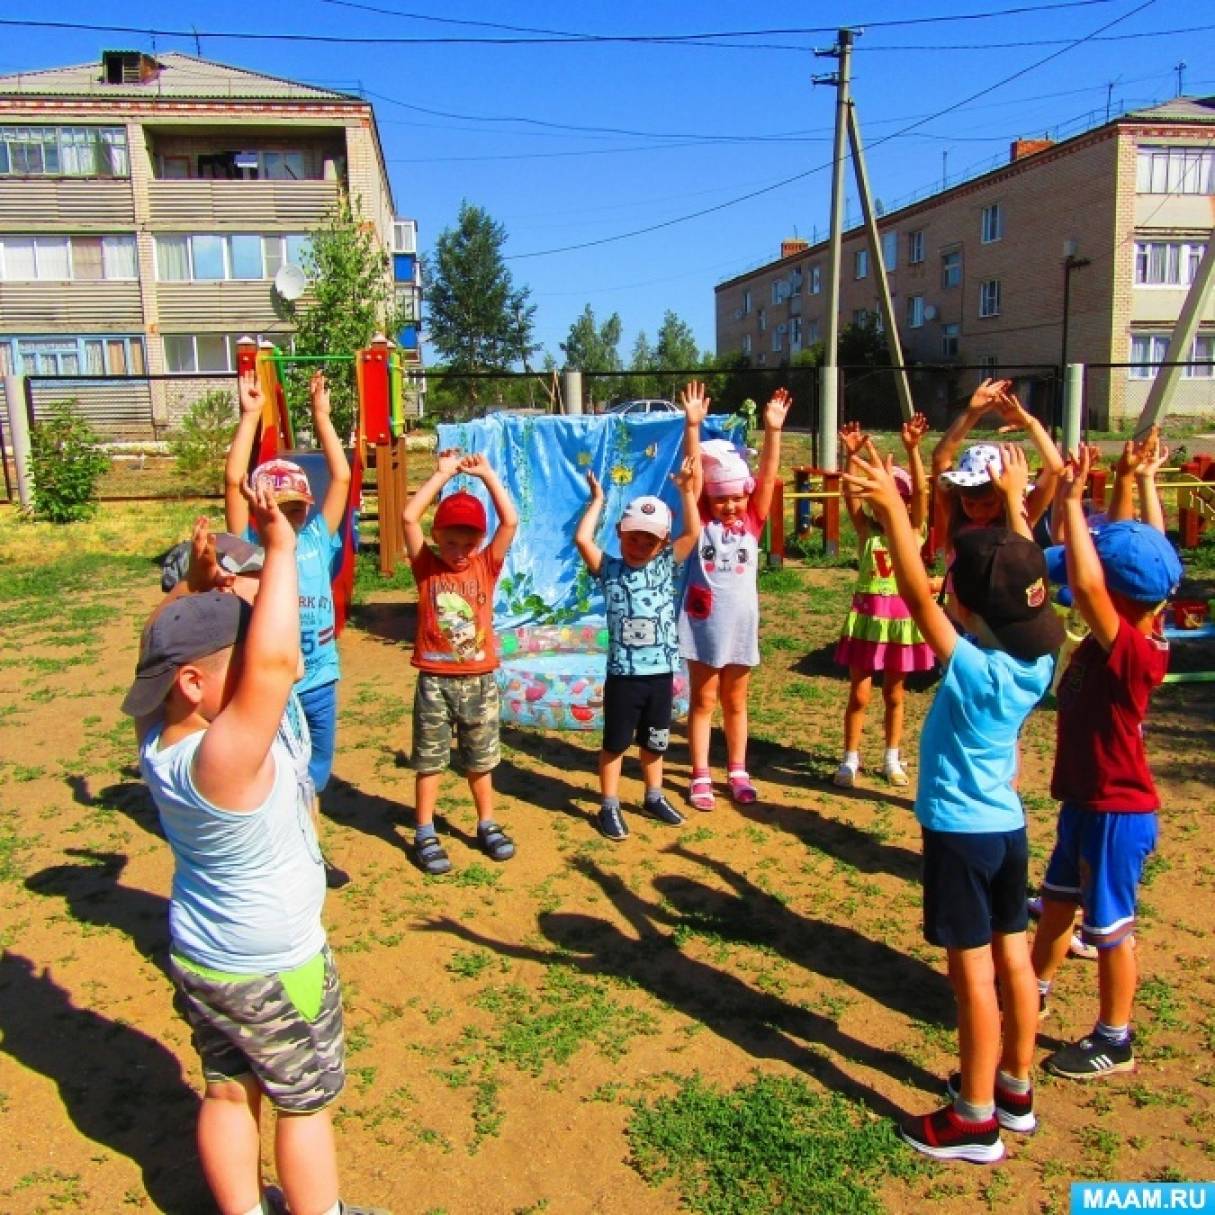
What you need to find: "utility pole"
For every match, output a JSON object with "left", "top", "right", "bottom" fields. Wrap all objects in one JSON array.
[{"left": 813, "top": 27, "right": 856, "bottom": 473}]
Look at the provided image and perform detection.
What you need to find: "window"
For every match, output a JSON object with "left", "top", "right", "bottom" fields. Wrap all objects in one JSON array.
[
  {"left": 942, "top": 249, "right": 962, "bottom": 289},
  {"left": 1129, "top": 332, "right": 1215, "bottom": 379},
  {"left": 790, "top": 269, "right": 802, "bottom": 296},
  {"left": 979, "top": 355, "right": 999, "bottom": 377},
  {"left": 228, "top": 234, "right": 264, "bottom": 280},
  {"left": 0, "top": 125, "right": 129, "bottom": 177},
  {"left": 163, "top": 333, "right": 239, "bottom": 374},
  {"left": 809, "top": 265, "right": 822, "bottom": 294},
  {"left": 771, "top": 280, "right": 783, "bottom": 305},
  {"left": 853, "top": 308, "right": 869, "bottom": 327},
  {"left": 941, "top": 323, "right": 960, "bottom": 357},
  {"left": 1134, "top": 240, "right": 1207, "bottom": 286},
  {"left": 772, "top": 329, "right": 783, "bottom": 353},
  {"left": 908, "top": 230, "right": 924, "bottom": 264},
  {"left": 741, "top": 334, "right": 752, "bottom": 355},
  {"left": 742, "top": 289, "right": 752, "bottom": 315},
  {"left": 154, "top": 233, "right": 310, "bottom": 281},
  {"left": 790, "top": 316, "right": 802, "bottom": 349},
  {"left": 757, "top": 308, "right": 767, "bottom": 333},
  {"left": 906, "top": 295, "right": 925, "bottom": 328},
  {"left": 191, "top": 235, "right": 225, "bottom": 281},
  {"left": 882, "top": 231, "right": 898, "bottom": 271},
  {"left": 1136, "top": 145, "right": 1215, "bottom": 195},
  {"left": 0, "top": 234, "right": 136, "bottom": 282},
  {"left": 263, "top": 151, "right": 305, "bottom": 180},
  {"left": 854, "top": 249, "right": 869, "bottom": 279},
  {"left": 3, "top": 333, "right": 143, "bottom": 375},
  {"left": 979, "top": 279, "right": 1001, "bottom": 318},
  {"left": 806, "top": 319, "right": 820, "bottom": 345},
  {"left": 981, "top": 203, "right": 1003, "bottom": 244}
]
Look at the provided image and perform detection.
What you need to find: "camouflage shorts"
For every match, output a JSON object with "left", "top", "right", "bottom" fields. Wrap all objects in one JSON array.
[
  {"left": 170, "top": 945, "right": 345, "bottom": 1113},
  {"left": 412, "top": 671, "right": 501, "bottom": 775}
]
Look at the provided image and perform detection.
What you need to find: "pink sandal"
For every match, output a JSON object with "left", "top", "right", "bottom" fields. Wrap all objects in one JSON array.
[
  {"left": 689, "top": 774, "right": 715, "bottom": 812},
  {"left": 728, "top": 769, "right": 758, "bottom": 805}
]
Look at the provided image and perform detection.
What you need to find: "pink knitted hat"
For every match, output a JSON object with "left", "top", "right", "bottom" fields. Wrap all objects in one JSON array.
[{"left": 700, "top": 439, "right": 755, "bottom": 498}]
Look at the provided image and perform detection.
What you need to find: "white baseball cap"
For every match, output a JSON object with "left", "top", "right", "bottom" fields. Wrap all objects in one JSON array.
[{"left": 619, "top": 495, "right": 672, "bottom": 538}]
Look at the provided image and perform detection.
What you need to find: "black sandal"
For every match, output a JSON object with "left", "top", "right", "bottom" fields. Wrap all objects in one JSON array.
[
  {"left": 478, "top": 825, "right": 516, "bottom": 862},
  {"left": 413, "top": 835, "right": 452, "bottom": 875}
]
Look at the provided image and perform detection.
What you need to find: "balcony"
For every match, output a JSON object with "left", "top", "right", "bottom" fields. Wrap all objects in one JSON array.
[
  {"left": 146, "top": 179, "right": 340, "bottom": 229},
  {"left": 0, "top": 178, "right": 134, "bottom": 228}
]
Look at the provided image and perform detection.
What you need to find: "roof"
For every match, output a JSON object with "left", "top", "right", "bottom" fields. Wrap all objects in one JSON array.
[
  {"left": 0, "top": 51, "right": 363, "bottom": 103},
  {"left": 1120, "top": 95, "right": 1215, "bottom": 124}
]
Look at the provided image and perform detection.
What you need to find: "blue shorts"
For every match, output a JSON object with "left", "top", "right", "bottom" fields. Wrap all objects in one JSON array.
[
  {"left": 922, "top": 826, "right": 1030, "bottom": 950},
  {"left": 298, "top": 679, "right": 338, "bottom": 793},
  {"left": 1039, "top": 804, "right": 1157, "bottom": 949}
]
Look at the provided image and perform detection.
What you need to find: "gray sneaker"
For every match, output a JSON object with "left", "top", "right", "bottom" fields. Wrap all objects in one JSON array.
[
  {"left": 641, "top": 793, "right": 685, "bottom": 826},
  {"left": 596, "top": 803, "right": 629, "bottom": 841}
]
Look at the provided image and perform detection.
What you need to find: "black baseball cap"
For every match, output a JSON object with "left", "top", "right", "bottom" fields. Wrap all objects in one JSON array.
[
  {"left": 121, "top": 590, "right": 252, "bottom": 718},
  {"left": 950, "top": 528, "right": 1064, "bottom": 661}
]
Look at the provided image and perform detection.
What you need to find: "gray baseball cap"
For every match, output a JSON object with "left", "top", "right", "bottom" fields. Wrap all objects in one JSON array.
[{"left": 121, "top": 590, "right": 252, "bottom": 718}]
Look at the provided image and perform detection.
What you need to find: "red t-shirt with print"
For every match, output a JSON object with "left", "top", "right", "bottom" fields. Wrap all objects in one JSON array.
[
  {"left": 1051, "top": 618, "right": 1169, "bottom": 811},
  {"left": 409, "top": 546, "right": 503, "bottom": 675}
]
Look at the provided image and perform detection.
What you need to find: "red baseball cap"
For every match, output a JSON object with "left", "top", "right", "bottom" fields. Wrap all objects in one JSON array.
[{"left": 434, "top": 491, "right": 487, "bottom": 532}]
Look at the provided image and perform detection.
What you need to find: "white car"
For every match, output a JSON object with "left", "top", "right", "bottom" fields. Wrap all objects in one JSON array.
[{"left": 606, "top": 398, "right": 679, "bottom": 416}]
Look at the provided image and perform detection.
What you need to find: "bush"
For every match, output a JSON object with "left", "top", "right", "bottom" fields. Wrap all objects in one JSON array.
[
  {"left": 168, "top": 389, "right": 236, "bottom": 493},
  {"left": 28, "top": 400, "right": 111, "bottom": 523}
]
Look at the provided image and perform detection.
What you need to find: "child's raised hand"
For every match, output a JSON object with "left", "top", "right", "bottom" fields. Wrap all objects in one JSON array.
[
  {"left": 990, "top": 442, "right": 1029, "bottom": 501},
  {"left": 679, "top": 380, "right": 710, "bottom": 426},
  {"left": 241, "top": 478, "right": 294, "bottom": 550},
  {"left": 994, "top": 390, "right": 1034, "bottom": 433},
  {"left": 670, "top": 455, "right": 697, "bottom": 494},
  {"left": 842, "top": 439, "right": 905, "bottom": 518},
  {"left": 764, "top": 387, "right": 792, "bottom": 430},
  {"left": 1140, "top": 439, "right": 1169, "bottom": 480},
  {"left": 968, "top": 377, "right": 1012, "bottom": 414},
  {"left": 309, "top": 369, "right": 331, "bottom": 419},
  {"left": 436, "top": 447, "right": 463, "bottom": 478},
  {"left": 459, "top": 452, "right": 490, "bottom": 480},
  {"left": 237, "top": 368, "right": 263, "bottom": 417},
  {"left": 585, "top": 470, "right": 604, "bottom": 502},
  {"left": 1062, "top": 446, "right": 1093, "bottom": 501},
  {"left": 900, "top": 412, "right": 930, "bottom": 452},
  {"left": 185, "top": 515, "right": 234, "bottom": 592},
  {"left": 839, "top": 420, "right": 867, "bottom": 458}
]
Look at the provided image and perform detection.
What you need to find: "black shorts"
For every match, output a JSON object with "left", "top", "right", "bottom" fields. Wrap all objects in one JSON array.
[
  {"left": 922, "top": 826, "right": 1030, "bottom": 950},
  {"left": 602, "top": 673, "right": 673, "bottom": 756}
]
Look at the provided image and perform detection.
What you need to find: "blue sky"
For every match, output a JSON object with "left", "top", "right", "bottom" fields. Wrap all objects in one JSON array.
[{"left": 4, "top": 1, "right": 1214, "bottom": 364}]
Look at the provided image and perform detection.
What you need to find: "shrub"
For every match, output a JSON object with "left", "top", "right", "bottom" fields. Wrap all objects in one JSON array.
[
  {"left": 168, "top": 389, "right": 236, "bottom": 493},
  {"left": 28, "top": 400, "right": 111, "bottom": 523}
]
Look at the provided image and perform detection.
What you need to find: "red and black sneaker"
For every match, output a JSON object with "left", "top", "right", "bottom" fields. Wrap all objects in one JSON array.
[
  {"left": 900, "top": 1103, "right": 1005, "bottom": 1164},
  {"left": 946, "top": 1072, "right": 1037, "bottom": 1133}
]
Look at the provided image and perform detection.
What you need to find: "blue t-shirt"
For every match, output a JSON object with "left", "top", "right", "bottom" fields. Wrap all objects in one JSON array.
[
  {"left": 296, "top": 513, "right": 342, "bottom": 694},
  {"left": 140, "top": 725, "right": 326, "bottom": 973},
  {"left": 916, "top": 635, "right": 1054, "bottom": 834},
  {"left": 598, "top": 549, "right": 679, "bottom": 677}
]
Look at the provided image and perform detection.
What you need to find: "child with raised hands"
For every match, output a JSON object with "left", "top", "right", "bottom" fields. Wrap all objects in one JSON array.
[
  {"left": 574, "top": 457, "right": 700, "bottom": 841},
  {"left": 833, "top": 414, "right": 935, "bottom": 789},
  {"left": 402, "top": 448, "right": 518, "bottom": 875},
  {"left": 845, "top": 439, "right": 1062, "bottom": 1165},
  {"left": 678, "top": 380, "right": 791, "bottom": 810}
]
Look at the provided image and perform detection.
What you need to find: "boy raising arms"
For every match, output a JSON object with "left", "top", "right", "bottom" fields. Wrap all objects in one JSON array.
[
  {"left": 123, "top": 484, "right": 383, "bottom": 1215},
  {"left": 402, "top": 449, "right": 518, "bottom": 875},
  {"left": 575, "top": 457, "right": 700, "bottom": 840},
  {"left": 845, "top": 441, "right": 1063, "bottom": 1164},
  {"left": 1032, "top": 447, "right": 1181, "bottom": 1079}
]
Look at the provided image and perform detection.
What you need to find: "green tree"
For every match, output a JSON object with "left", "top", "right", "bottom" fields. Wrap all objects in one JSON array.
[
  {"left": 28, "top": 400, "right": 110, "bottom": 523},
  {"left": 655, "top": 310, "right": 702, "bottom": 397},
  {"left": 425, "top": 202, "right": 537, "bottom": 405},
  {"left": 289, "top": 193, "right": 405, "bottom": 438},
  {"left": 627, "top": 331, "right": 658, "bottom": 400},
  {"left": 561, "top": 305, "right": 623, "bottom": 408},
  {"left": 838, "top": 313, "right": 891, "bottom": 368},
  {"left": 169, "top": 389, "right": 236, "bottom": 493}
]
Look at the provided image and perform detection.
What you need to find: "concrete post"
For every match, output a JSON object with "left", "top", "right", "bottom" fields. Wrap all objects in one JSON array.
[
  {"left": 3, "top": 375, "right": 32, "bottom": 509},
  {"left": 562, "top": 369, "right": 583, "bottom": 416},
  {"left": 1062, "top": 363, "right": 1085, "bottom": 457}
]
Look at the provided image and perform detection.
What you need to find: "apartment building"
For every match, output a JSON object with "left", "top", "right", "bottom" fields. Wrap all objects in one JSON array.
[
  {"left": 0, "top": 50, "right": 423, "bottom": 434},
  {"left": 715, "top": 96, "right": 1215, "bottom": 428}
]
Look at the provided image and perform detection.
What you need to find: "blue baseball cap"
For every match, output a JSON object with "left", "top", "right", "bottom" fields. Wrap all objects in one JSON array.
[{"left": 1044, "top": 520, "right": 1183, "bottom": 605}]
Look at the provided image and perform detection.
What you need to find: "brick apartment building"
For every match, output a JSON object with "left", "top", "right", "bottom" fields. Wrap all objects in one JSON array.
[
  {"left": 715, "top": 97, "right": 1215, "bottom": 428},
  {"left": 0, "top": 50, "right": 422, "bottom": 435}
]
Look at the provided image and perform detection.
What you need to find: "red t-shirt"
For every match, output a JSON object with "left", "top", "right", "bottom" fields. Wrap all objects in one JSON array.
[
  {"left": 1051, "top": 619, "right": 1169, "bottom": 811},
  {"left": 409, "top": 546, "right": 503, "bottom": 675}
]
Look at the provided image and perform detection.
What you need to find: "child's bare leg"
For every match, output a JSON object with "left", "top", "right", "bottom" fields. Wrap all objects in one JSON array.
[
  {"left": 599, "top": 750, "right": 625, "bottom": 800},
  {"left": 1030, "top": 898, "right": 1076, "bottom": 984},
  {"left": 687, "top": 660, "right": 720, "bottom": 772},
  {"left": 881, "top": 670, "right": 906, "bottom": 751},
  {"left": 197, "top": 1075, "right": 262, "bottom": 1215},
  {"left": 719, "top": 665, "right": 751, "bottom": 770},
  {"left": 1098, "top": 937, "right": 1137, "bottom": 1028},
  {"left": 992, "top": 931, "right": 1037, "bottom": 1081},
  {"left": 466, "top": 769, "right": 494, "bottom": 825},
  {"left": 276, "top": 1106, "right": 340, "bottom": 1215},
  {"left": 843, "top": 667, "right": 872, "bottom": 753},
  {"left": 414, "top": 771, "right": 440, "bottom": 829},
  {"left": 638, "top": 746, "right": 663, "bottom": 791},
  {"left": 947, "top": 945, "right": 1000, "bottom": 1107}
]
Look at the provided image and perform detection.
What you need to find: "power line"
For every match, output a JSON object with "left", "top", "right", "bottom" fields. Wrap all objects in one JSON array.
[{"left": 503, "top": 0, "right": 1158, "bottom": 260}]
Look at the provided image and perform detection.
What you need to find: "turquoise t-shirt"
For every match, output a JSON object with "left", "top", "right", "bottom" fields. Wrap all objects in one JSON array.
[
  {"left": 915, "top": 635, "right": 1053, "bottom": 834},
  {"left": 295, "top": 513, "right": 342, "bottom": 694},
  {"left": 598, "top": 549, "right": 679, "bottom": 677}
]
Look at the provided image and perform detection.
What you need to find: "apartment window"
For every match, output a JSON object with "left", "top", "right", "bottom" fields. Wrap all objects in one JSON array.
[
  {"left": 979, "top": 355, "right": 999, "bottom": 377},
  {"left": 809, "top": 265, "right": 822, "bottom": 294},
  {"left": 1129, "top": 332, "right": 1215, "bottom": 379},
  {"left": 906, "top": 295, "right": 925, "bottom": 328},
  {"left": 154, "top": 233, "right": 311, "bottom": 282},
  {"left": 908, "top": 230, "right": 924, "bottom": 264},
  {"left": 2, "top": 333, "right": 144, "bottom": 376},
  {"left": 164, "top": 333, "right": 245, "bottom": 374},
  {"left": 1134, "top": 240, "right": 1207, "bottom": 286},
  {"left": 941, "top": 323, "right": 960, "bottom": 357},
  {"left": 741, "top": 334, "right": 752, "bottom": 356},
  {"left": 0, "top": 125, "right": 129, "bottom": 177},
  {"left": 852, "top": 308, "right": 870, "bottom": 327},
  {"left": 742, "top": 289, "right": 752, "bottom": 315},
  {"left": 806, "top": 319, "right": 820, "bottom": 345},
  {"left": 854, "top": 249, "right": 869, "bottom": 279},
  {"left": 979, "top": 279, "right": 1002, "bottom": 318},
  {"left": 1136, "top": 145, "right": 1215, "bottom": 195},
  {"left": 942, "top": 249, "right": 962, "bottom": 289},
  {"left": 790, "top": 316, "right": 802, "bottom": 349},
  {"left": 0, "top": 234, "right": 137, "bottom": 282},
  {"left": 790, "top": 268, "right": 803, "bottom": 296},
  {"left": 771, "top": 280, "right": 784, "bottom": 305},
  {"left": 981, "top": 203, "right": 1003, "bottom": 244},
  {"left": 757, "top": 308, "right": 767, "bottom": 333},
  {"left": 882, "top": 231, "right": 898, "bottom": 271},
  {"left": 772, "top": 329, "right": 783, "bottom": 353}
]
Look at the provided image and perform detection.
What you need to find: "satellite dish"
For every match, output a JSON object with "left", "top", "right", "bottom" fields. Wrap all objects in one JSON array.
[
  {"left": 273, "top": 263, "right": 307, "bottom": 302},
  {"left": 923, "top": 304, "right": 938, "bottom": 321}
]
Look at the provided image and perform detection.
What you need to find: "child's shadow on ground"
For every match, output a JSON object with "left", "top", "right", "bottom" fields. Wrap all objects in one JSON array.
[{"left": 350, "top": 600, "right": 416, "bottom": 649}]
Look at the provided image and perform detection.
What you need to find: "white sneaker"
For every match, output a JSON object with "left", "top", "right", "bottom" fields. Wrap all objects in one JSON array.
[
  {"left": 883, "top": 761, "right": 909, "bottom": 787},
  {"left": 833, "top": 763, "right": 858, "bottom": 788},
  {"left": 1069, "top": 932, "right": 1099, "bottom": 961}
]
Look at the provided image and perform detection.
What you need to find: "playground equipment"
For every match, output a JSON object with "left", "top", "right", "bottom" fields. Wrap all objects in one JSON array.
[{"left": 437, "top": 410, "right": 741, "bottom": 732}]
